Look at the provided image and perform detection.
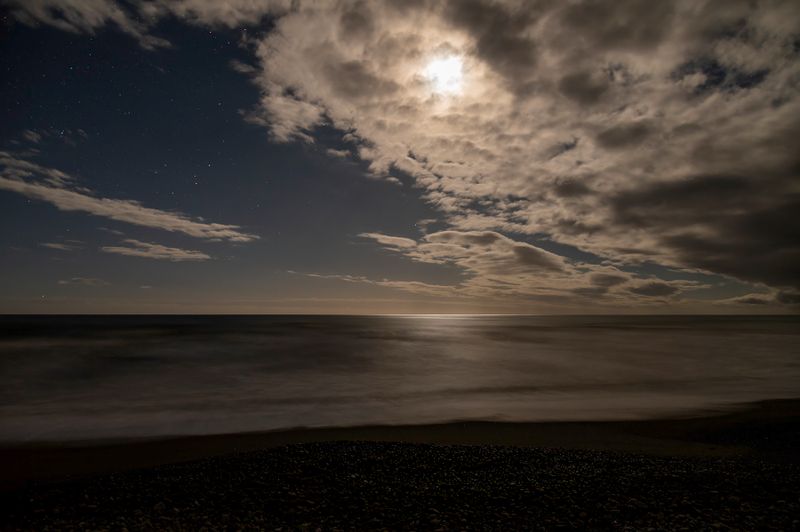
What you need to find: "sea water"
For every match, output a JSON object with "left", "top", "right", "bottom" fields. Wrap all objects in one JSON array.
[{"left": 1, "top": 315, "right": 798, "bottom": 441}]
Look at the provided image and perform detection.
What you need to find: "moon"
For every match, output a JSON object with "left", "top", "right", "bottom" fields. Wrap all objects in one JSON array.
[{"left": 423, "top": 56, "right": 464, "bottom": 95}]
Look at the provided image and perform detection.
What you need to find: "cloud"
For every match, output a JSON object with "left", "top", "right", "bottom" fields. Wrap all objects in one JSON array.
[
  {"left": 22, "top": 130, "right": 43, "bottom": 144},
  {"left": 6, "top": 0, "right": 170, "bottom": 49},
  {"left": 58, "top": 277, "right": 109, "bottom": 286},
  {"left": 558, "top": 70, "right": 609, "bottom": 106},
  {"left": 41, "top": 241, "right": 82, "bottom": 251},
  {"left": 6, "top": 0, "right": 289, "bottom": 50},
  {"left": 19, "top": 128, "right": 89, "bottom": 146},
  {"left": 590, "top": 273, "right": 629, "bottom": 288},
  {"left": 610, "top": 174, "right": 800, "bottom": 289},
  {"left": 359, "top": 230, "right": 566, "bottom": 274},
  {"left": 595, "top": 121, "right": 652, "bottom": 150},
  {"left": 443, "top": 0, "right": 539, "bottom": 95},
  {"left": 628, "top": 281, "right": 680, "bottom": 297},
  {"left": 776, "top": 291, "right": 800, "bottom": 305},
  {"left": 557, "top": 0, "right": 675, "bottom": 52},
  {"left": 722, "top": 290, "right": 800, "bottom": 307},
  {"left": 357, "top": 232, "right": 417, "bottom": 249},
  {"left": 302, "top": 272, "right": 460, "bottom": 298},
  {"left": 139, "top": 0, "right": 292, "bottom": 28},
  {"left": 101, "top": 239, "right": 211, "bottom": 261},
  {"left": 229, "top": 59, "right": 258, "bottom": 75},
  {"left": 233, "top": 0, "right": 800, "bottom": 298},
  {"left": 727, "top": 294, "right": 773, "bottom": 305},
  {"left": 410, "top": 231, "right": 567, "bottom": 275},
  {"left": 569, "top": 272, "right": 631, "bottom": 298},
  {"left": 358, "top": 230, "right": 640, "bottom": 302},
  {"left": 356, "top": 229, "right": 714, "bottom": 306},
  {"left": 0, "top": 154, "right": 258, "bottom": 242},
  {"left": 326, "top": 148, "right": 351, "bottom": 158}
]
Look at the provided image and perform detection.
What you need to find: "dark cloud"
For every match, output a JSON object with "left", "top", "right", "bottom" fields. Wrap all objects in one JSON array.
[
  {"left": 558, "top": 70, "right": 609, "bottom": 105},
  {"left": 673, "top": 58, "right": 769, "bottom": 94},
  {"left": 612, "top": 175, "right": 750, "bottom": 227},
  {"left": 732, "top": 291, "right": 800, "bottom": 306},
  {"left": 629, "top": 282, "right": 680, "bottom": 297},
  {"left": 444, "top": 0, "right": 539, "bottom": 94},
  {"left": 663, "top": 234, "right": 800, "bottom": 291},
  {"left": 733, "top": 295, "right": 771, "bottom": 305},
  {"left": 323, "top": 60, "right": 400, "bottom": 99},
  {"left": 555, "top": 219, "right": 602, "bottom": 236},
  {"left": 777, "top": 291, "right": 800, "bottom": 305},
  {"left": 427, "top": 230, "right": 503, "bottom": 247},
  {"left": 339, "top": 3, "right": 375, "bottom": 41},
  {"left": 511, "top": 244, "right": 563, "bottom": 272},
  {"left": 572, "top": 273, "right": 628, "bottom": 298},
  {"left": 544, "top": 138, "right": 579, "bottom": 161},
  {"left": 595, "top": 121, "right": 652, "bottom": 149},
  {"left": 573, "top": 286, "right": 609, "bottom": 297},
  {"left": 558, "top": 0, "right": 675, "bottom": 51},
  {"left": 590, "top": 273, "right": 628, "bottom": 287},
  {"left": 612, "top": 174, "right": 800, "bottom": 289},
  {"left": 553, "top": 178, "right": 591, "bottom": 198}
]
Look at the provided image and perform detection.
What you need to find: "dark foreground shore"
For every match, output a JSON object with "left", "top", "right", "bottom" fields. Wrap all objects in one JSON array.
[{"left": 2, "top": 399, "right": 799, "bottom": 530}]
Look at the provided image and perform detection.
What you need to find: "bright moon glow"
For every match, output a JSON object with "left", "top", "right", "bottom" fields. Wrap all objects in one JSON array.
[{"left": 424, "top": 56, "right": 463, "bottom": 94}]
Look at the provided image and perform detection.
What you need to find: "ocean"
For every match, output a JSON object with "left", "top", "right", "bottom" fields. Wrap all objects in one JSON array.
[{"left": 1, "top": 315, "right": 798, "bottom": 442}]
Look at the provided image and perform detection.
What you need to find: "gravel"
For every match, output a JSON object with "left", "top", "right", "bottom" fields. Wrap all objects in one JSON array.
[{"left": 2, "top": 441, "right": 799, "bottom": 531}]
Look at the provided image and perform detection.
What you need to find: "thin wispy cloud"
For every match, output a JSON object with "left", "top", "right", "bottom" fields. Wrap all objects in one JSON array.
[
  {"left": 101, "top": 239, "right": 211, "bottom": 262},
  {"left": 357, "top": 232, "right": 417, "bottom": 250},
  {"left": 58, "top": 277, "right": 109, "bottom": 286},
  {"left": 19, "top": 128, "right": 88, "bottom": 146},
  {"left": 6, "top": 0, "right": 170, "bottom": 50},
  {"left": 22, "top": 130, "right": 42, "bottom": 144},
  {"left": 325, "top": 148, "right": 351, "bottom": 159},
  {"left": 300, "top": 272, "right": 460, "bottom": 298},
  {"left": 41, "top": 241, "right": 82, "bottom": 252},
  {"left": 0, "top": 154, "right": 258, "bottom": 242}
]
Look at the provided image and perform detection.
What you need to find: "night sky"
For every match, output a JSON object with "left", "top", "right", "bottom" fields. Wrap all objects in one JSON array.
[{"left": 1, "top": 0, "right": 798, "bottom": 314}]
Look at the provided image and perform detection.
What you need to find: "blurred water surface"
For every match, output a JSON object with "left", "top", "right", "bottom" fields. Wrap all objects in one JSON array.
[{"left": 1, "top": 315, "right": 798, "bottom": 441}]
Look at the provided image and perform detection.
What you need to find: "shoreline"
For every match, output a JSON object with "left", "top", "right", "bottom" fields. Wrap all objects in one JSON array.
[
  {"left": 2, "top": 398, "right": 798, "bottom": 489},
  {"left": 2, "top": 399, "right": 798, "bottom": 529}
]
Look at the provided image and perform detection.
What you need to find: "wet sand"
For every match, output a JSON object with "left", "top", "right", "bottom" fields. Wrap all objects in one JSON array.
[{"left": 1, "top": 399, "right": 798, "bottom": 529}]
